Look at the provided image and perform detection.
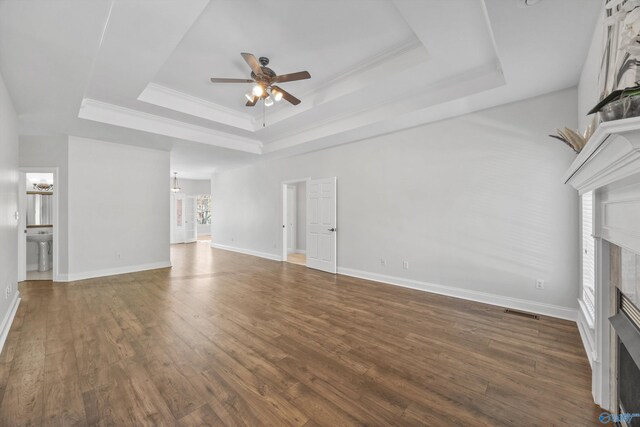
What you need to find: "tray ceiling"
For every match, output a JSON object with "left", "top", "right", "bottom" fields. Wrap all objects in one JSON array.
[{"left": 0, "top": 0, "right": 601, "bottom": 178}]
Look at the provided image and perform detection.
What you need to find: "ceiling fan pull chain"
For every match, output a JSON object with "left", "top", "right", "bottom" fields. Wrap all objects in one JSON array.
[{"left": 263, "top": 99, "right": 266, "bottom": 127}]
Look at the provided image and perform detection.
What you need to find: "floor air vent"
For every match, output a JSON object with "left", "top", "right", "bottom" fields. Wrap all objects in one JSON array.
[{"left": 504, "top": 309, "right": 539, "bottom": 320}]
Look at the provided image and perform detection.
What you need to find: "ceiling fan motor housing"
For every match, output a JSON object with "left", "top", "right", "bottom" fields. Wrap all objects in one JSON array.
[{"left": 251, "top": 66, "right": 276, "bottom": 84}]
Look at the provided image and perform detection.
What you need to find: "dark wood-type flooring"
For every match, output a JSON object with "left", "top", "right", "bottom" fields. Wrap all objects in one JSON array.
[{"left": 0, "top": 241, "right": 600, "bottom": 425}]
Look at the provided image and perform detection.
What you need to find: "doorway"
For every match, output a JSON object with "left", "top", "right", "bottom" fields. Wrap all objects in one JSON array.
[
  {"left": 18, "top": 168, "right": 59, "bottom": 282},
  {"left": 282, "top": 180, "right": 307, "bottom": 265},
  {"left": 282, "top": 177, "right": 337, "bottom": 273},
  {"left": 170, "top": 193, "right": 197, "bottom": 244}
]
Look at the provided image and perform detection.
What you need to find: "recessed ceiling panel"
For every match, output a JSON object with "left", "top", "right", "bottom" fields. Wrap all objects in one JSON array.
[{"left": 153, "top": 0, "right": 417, "bottom": 113}]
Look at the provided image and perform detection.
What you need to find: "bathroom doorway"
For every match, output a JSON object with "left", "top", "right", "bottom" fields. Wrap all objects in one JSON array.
[
  {"left": 18, "top": 168, "right": 59, "bottom": 282},
  {"left": 282, "top": 179, "right": 307, "bottom": 265}
]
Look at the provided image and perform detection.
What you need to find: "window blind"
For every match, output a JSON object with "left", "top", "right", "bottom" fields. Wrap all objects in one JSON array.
[{"left": 582, "top": 191, "right": 595, "bottom": 322}]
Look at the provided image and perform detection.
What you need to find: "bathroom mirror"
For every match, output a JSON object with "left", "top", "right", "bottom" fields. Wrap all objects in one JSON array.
[{"left": 26, "top": 192, "right": 53, "bottom": 226}]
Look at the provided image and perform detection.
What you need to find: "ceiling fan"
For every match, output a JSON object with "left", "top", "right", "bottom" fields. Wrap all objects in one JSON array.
[{"left": 210, "top": 53, "right": 310, "bottom": 107}]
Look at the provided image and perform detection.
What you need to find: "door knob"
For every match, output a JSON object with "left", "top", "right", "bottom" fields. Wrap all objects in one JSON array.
[{"left": 328, "top": 228, "right": 336, "bottom": 232}]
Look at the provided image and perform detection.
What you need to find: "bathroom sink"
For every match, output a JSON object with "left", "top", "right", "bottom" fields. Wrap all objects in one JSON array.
[
  {"left": 27, "top": 233, "right": 52, "bottom": 272},
  {"left": 27, "top": 233, "right": 52, "bottom": 243}
]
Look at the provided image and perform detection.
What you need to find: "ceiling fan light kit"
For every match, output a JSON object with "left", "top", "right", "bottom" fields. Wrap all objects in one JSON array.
[
  {"left": 272, "top": 88, "right": 283, "bottom": 102},
  {"left": 210, "top": 52, "right": 310, "bottom": 109}
]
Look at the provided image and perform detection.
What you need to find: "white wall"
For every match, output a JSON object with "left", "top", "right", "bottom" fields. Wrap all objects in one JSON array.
[
  {"left": 577, "top": 3, "right": 604, "bottom": 133},
  {"left": 296, "top": 182, "right": 306, "bottom": 252},
  {"left": 212, "top": 88, "right": 580, "bottom": 316},
  {"left": 66, "top": 137, "right": 170, "bottom": 280},
  {"left": 0, "top": 71, "right": 20, "bottom": 347}
]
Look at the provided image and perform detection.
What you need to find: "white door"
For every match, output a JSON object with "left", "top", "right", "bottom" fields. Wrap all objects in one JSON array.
[
  {"left": 287, "top": 186, "right": 296, "bottom": 253},
  {"left": 306, "top": 177, "right": 336, "bottom": 273},
  {"left": 185, "top": 196, "right": 197, "bottom": 243}
]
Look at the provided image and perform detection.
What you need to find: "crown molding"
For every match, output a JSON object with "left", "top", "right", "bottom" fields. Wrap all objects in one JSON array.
[
  {"left": 256, "top": 37, "right": 429, "bottom": 128},
  {"left": 138, "top": 83, "right": 258, "bottom": 132},
  {"left": 262, "top": 61, "right": 505, "bottom": 154},
  {"left": 78, "top": 98, "right": 262, "bottom": 154}
]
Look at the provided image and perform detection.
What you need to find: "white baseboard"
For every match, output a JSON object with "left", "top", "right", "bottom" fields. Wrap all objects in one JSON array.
[
  {"left": 294, "top": 249, "right": 306, "bottom": 254},
  {"left": 205, "top": 243, "right": 577, "bottom": 321},
  {"left": 57, "top": 260, "right": 172, "bottom": 282},
  {"left": 0, "top": 292, "right": 21, "bottom": 354},
  {"left": 211, "top": 242, "right": 282, "bottom": 261},
  {"left": 337, "top": 267, "right": 578, "bottom": 321}
]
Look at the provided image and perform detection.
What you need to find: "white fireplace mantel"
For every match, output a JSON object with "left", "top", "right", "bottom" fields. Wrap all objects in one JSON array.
[
  {"left": 564, "top": 116, "right": 640, "bottom": 411},
  {"left": 565, "top": 116, "right": 640, "bottom": 196}
]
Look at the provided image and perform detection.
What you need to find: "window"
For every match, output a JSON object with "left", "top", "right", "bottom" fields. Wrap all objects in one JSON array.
[
  {"left": 197, "top": 195, "right": 211, "bottom": 225},
  {"left": 581, "top": 191, "right": 595, "bottom": 323}
]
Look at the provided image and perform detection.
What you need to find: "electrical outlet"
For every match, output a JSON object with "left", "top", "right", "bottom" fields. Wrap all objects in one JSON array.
[
  {"left": 402, "top": 261, "right": 409, "bottom": 270},
  {"left": 380, "top": 259, "right": 386, "bottom": 267},
  {"left": 535, "top": 279, "right": 545, "bottom": 290}
]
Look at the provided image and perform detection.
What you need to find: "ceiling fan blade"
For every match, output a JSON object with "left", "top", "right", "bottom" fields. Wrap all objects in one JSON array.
[
  {"left": 241, "top": 52, "right": 263, "bottom": 76},
  {"left": 272, "top": 85, "right": 301, "bottom": 105},
  {"left": 245, "top": 96, "right": 258, "bottom": 107},
  {"left": 274, "top": 71, "right": 311, "bottom": 83},
  {"left": 210, "top": 78, "right": 254, "bottom": 83}
]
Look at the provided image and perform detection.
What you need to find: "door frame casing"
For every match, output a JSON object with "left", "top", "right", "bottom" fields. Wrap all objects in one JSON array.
[
  {"left": 281, "top": 178, "right": 310, "bottom": 262},
  {"left": 18, "top": 167, "right": 60, "bottom": 282},
  {"left": 286, "top": 186, "right": 297, "bottom": 253}
]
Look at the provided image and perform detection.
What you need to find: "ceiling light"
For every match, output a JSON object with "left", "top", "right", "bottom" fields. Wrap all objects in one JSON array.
[
  {"left": 171, "top": 172, "right": 181, "bottom": 193},
  {"left": 252, "top": 85, "right": 264, "bottom": 97},
  {"left": 264, "top": 96, "right": 274, "bottom": 107},
  {"left": 272, "top": 89, "right": 283, "bottom": 102}
]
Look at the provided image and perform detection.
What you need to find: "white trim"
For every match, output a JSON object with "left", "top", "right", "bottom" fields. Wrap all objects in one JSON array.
[
  {"left": 564, "top": 117, "right": 640, "bottom": 193},
  {"left": 0, "top": 292, "right": 21, "bottom": 354},
  {"left": 263, "top": 38, "right": 428, "bottom": 128},
  {"left": 78, "top": 98, "right": 262, "bottom": 154},
  {"left": 294, "top": 249, "right": 306, "bottom": 254},
  {"left": 57, "top": 261, "right": 172, "bottom": 282},
  {"left": 337, "top": 267, "right": 578, "bottom": 321},
  {"left": 139, "top": 83, "right": 257, "bottom": 132},
  {"left": 211, "top": 242, "right": 282, "bottom": 262},
  {"left": 577, "top": 298, "right": 596, "bottom": 367}
]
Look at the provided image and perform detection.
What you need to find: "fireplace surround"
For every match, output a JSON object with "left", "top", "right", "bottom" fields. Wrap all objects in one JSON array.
[{"left": 564, "top": 116, "right": 640, "bottom": 414}]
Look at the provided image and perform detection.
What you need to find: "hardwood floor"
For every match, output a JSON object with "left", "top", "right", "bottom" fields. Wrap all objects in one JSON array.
[
  {"left": 1, "top": 242, "right": 600, "bottom": 426},
  {"left": 286, "top": 253, "right": 306, "bottom": 266}
]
